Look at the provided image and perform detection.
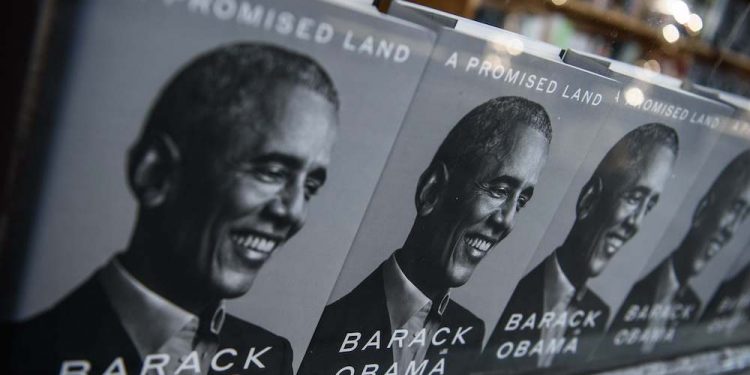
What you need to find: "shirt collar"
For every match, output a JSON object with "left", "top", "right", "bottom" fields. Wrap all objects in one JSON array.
[
  {"left": 544, "top": 252, "right": 577, "bottom": 310},
  {"left": 654, "top": 257, "right": 681, "bottom": 303},
  {"left": 98, "top": 257, "right": 226, "bottom": 356},
  {"left": 383, "top": 255, "right": 449, "bottom": 329}
]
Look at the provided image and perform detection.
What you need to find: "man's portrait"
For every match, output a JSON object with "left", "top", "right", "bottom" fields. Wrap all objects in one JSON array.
[
  {"left": 7, "top": 43, "right": 340, "bottom": 375},
  {"left": 477, "top": 123, "right": 679, "bottom": 373},
  {"left": 299, "top": 96, "right": 552, "bottom": 375},
  {"left": 605, "top": 149, "right": 750, "bottom": 356},
  {"left": 700, "top": 243, "right": 750, "bottom": 339}
]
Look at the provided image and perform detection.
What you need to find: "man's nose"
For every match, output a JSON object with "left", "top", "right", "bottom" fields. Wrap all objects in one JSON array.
[
  {"left": 489, "top": 200, "right": 516, "bottom": 234},
  {"left": 268, "top": 182, "right": 307, "bottom": 228},
  {"left": 625, "top": 202, "right": 649, "bottom": 233},
  {"left": 719, "top": 210, "right": 742, "bottom": 238}
]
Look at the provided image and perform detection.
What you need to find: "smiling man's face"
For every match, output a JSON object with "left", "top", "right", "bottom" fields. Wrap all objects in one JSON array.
[
  {"left": 580, "top": 145, "right": 675, "bottom": 278},
  {"left": 164, "top": 83, "right": 337, "bottom": 298},
  {"left": 681, "top": 174, "right": 750, "bottom": 277},
  {"left": 421, "top": 125, "right": 549, "bottom": 288}
]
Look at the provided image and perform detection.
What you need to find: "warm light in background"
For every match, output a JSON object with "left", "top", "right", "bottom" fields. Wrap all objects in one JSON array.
[
  {"left": 550, "top": 0, "right": 568, "bottom": 6},
  {"left": 686, "top": 13, "right": 703, "bottom": 33},
  {"left": 643, "top": 59, "right": 662, "bottom": 73},
  {"left": 624, "top": 87, "right": 645, "bottom": 106},
  {"left": 652, "top": 0, "right": 695, "bottom": 24},
  {"left": 671, "top": 0, "right": 691, "bottom": 24},
  {"left": 506, "top": 38, "right": 525, "bottom": 56},
  {"left": 662, "top": 24, "right": 680, "bottom": 43}
]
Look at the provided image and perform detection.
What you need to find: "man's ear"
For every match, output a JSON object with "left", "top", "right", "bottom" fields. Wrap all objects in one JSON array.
[
  {"left": 415, "top": 161, "right": 449, "bottom": 217},
  {"left": 127, "top": 132, "right": 181, "bottom": 208},
  {"left": 577, "top": 176, "right": 603, "bottom": 220}
]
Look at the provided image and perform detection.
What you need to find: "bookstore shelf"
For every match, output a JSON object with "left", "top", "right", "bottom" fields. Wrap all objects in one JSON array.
[{"left": 409, "top": 0, "right": 750, "bottom": 78}]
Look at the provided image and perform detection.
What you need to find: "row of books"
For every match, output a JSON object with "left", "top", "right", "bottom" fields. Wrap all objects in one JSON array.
[{"left": 2, "top": 0, "right": 749, "bottom": 374}]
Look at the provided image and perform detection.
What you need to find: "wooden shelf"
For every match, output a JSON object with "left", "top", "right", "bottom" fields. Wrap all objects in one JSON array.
[{"left": 410, "top": 0, "right": 750, "bottom": 77}]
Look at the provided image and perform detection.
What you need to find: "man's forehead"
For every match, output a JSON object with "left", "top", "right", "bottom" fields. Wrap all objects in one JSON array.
[
  {"left": 473, "top": 128, "right": 548, "bottom": 179},
  {"left": 729, "top": 177, "right": 750, "bottom": 203},
  {"left": 606, "top": 145, "right": 673, "bottom": 188}
]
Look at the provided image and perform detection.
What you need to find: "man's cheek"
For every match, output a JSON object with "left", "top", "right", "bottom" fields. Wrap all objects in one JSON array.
[{"left": 229, "top": 186, "right": 268, "bottom": 214}]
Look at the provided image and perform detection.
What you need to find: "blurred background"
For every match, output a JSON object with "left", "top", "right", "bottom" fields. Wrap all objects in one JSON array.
[{"left": 380, "top": 0, "right": 750, "bottom": 97}]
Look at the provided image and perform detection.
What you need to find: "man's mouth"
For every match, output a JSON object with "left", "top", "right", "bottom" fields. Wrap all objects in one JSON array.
[
  {"left": 707, "top": 238, "right": 724, "bottom": 257},
  {"left": 604, "top": 234, "right": 625, "bottom": 255},
  {"left": 463, "top": 234, "right": 495, "bottom": 260},
  {"left": 229, "top": 230, "right": 280, "bottom": 261}
]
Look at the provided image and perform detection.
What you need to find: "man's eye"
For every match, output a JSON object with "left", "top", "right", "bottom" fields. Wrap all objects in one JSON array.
[
  {"left": 304, "top": 179, "right": 323, "bottom": 200},
  {"left": 488, "top": 187, "right": 509, "bottom": 200},
  {"left": 624, "top": 191, "right": 643, "bottom": 204},
  {"left": 252, "top": 164, "right": 289, "bottom": 183}
]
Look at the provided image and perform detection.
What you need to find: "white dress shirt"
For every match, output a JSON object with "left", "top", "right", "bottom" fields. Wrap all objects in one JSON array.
[
  {"left": 538, "top": 252, "right": 577, "bottom": 368},
  {"left": 383, "top": 255, "right": 449, "bottom": 373},
  {"left": 98, "top": 258, "right": 225, "bottom": 374}
]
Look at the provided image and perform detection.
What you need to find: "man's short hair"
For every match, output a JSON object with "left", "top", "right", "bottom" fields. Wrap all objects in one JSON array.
[
  {"left": 140, "top": 43, "right": 339, "bottom": 152},
  {"left": 431, "top": 96, "right": 552, "bottom": 172},
  {"left": 708, "top": 149, "right": 750, "bottom": 195},
  {"left": 594, "top": 123, "right": 679, "bottom": 178}
]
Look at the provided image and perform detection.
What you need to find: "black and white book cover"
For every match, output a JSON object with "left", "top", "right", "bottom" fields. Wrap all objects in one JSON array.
[
  {"left": 300, "top": 4, "right": 622, "bottom": 375},
  {"left": 696, "top": 242, "right": 750, "bottom": 349},
  {"left": 476, "top": 53, "right": 735, "bottom": 374},
  {"left": 0, "top": 0, "right": 435, "bottom": 373},
  {"left": 689, "top": 103, "right": 750, "bottom": 352},
  {"left": 564, "top": 68, "right": 738, "bottom": 370}
]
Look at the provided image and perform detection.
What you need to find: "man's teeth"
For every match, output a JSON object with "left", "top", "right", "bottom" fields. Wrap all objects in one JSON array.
[
  {"left": 606, "top": 244, "right": 617, "bottom": 255},
  {"left": 466, "top": 237, "right": 491, "bottom": 252},
  {"left": 231, "top": 234, "right": 276, "bottom": 253}
]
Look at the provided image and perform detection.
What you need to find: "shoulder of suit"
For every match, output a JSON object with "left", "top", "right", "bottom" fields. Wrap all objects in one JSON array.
[
  {"left": 499, "top": 262, "right": 546, "bottom": 313},
  {"left": 15, "top": 275, "right": 107, "bottom": 333},
  {"left": 625, "top": 271, "right": 658, "bottom": 300},
  {"left": 222, "top": 314, "right": 291, "bottom": 348},
  {"left": 517, "top": 260, "right": 546, "bottom": 291},
  {"left": 326, "top": 268, "right": 385, "bottom": 314},
  {"left": 583, "top": 288, "right": 610, "bottom": 316},
  {"left": 445, "top": 299, "right": 483, "bottom": 328},
  {"left": 680, "top": 286, "right": 702, "bottom": 306}
]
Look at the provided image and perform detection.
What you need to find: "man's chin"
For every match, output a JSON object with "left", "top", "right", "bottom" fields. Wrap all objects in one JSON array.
[
  {"left": 213, "top": 273, "right": 258, "bottom": 299},
  {"left": 690, "top": 261, "right": 706, "bottom": 278},
  {"left": 446, "top": 266, "right": 477, "bottom": 288},
  {"left": 587, "top": 257, "right": 610, "bottom": 278}
]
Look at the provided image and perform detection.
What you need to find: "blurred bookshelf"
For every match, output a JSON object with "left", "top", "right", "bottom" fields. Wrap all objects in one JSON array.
[{"left": 398, "top": 0, "right": 750, "bottom": 97}]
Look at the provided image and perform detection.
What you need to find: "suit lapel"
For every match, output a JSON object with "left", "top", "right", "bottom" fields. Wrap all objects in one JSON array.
[
  {"left": 57, "top": 276, "right": 142, "bottom": 373},
  {"left": 346, "top": 265, "right": 396, "bottom": 369}
]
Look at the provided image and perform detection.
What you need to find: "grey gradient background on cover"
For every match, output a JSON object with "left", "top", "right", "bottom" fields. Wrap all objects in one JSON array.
[
  {"left": 7, "top": 0, "right": 434, "bottom": 370},
  {"left": 643, "top": 126, "right": 750, "bottom": 309},
  {"left": 325, "top": 28, "right": 622, "bottom": 345},
  {"left": 524, "top": 75, "right": 732, "bottom": 326}
]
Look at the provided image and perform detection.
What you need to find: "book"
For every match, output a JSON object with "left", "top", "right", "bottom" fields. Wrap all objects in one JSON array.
[
  {"left": 1, "top": 0, "right": 435, "bottom": 373},
  {"left": 300, "top": 3, "right": 623, "bottom": 374}
]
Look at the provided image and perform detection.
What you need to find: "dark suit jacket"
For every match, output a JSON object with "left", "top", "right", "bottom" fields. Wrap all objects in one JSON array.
[
  {"left": 702, "top": 263, "right": 750, "bottom": 323},
  {"left": 597, "top": 260, "right": 701, "bottom": 363},
  {"left": 5, "top": 276, "right": 293, "bottom": 375},
  {"left": 298, "top": 264, "right": 484, "bottom": 375},
  {"left": 476, "top": 256, "right": 610, "bottom": 374},
  {"left": 697, "top": 263, "right": 750, "bottom": 345}
]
